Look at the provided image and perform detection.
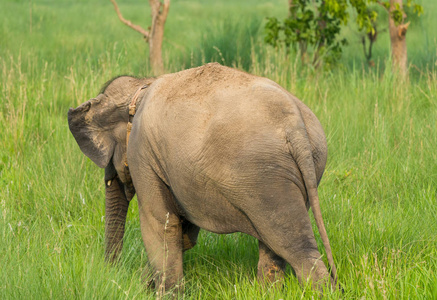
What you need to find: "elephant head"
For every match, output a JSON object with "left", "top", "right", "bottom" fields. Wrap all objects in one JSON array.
[{"left": 68, "top": 76, "right": 151, "bottom": 261}]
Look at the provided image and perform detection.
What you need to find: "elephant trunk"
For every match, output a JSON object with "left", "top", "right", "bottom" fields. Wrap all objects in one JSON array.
[{"left": 105, "top": 177, "right": 129, "bottom": 262}]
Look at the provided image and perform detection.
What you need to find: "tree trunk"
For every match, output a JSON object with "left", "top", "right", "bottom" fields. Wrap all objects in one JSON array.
[
  {"left": 110, "top": 0, "right": 170, "bottom": 75},
  {"left": 388, "top": 0, "right": 409, "bottom": 77},
  {"left": 149, "top": 0, "right": 170, "bottom": 75},
  {"left": 105, "top": 178, "right": 129, "bottom": 262}
]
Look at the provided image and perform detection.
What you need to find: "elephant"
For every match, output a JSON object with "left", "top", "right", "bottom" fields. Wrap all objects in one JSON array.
[{"left": 68, "top": 63, "right": 338, "bottom": 295}]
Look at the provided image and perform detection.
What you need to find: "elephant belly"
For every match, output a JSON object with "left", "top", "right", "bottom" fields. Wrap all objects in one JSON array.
[
  {"left": 166, "top": 157, "right": 298, "bottom": 240},
  {"left": 170, "top": 180, "right": 260, "bottom": 238}
]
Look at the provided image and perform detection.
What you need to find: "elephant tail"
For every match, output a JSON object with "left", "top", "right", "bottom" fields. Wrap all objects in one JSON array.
[{"left": 285, "top": 120, "right": 338, "bottom": 286}]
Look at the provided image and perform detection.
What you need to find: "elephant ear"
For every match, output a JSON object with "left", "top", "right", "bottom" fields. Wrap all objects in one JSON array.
[{"left": 68, "top": 100, "right": 116, "bottom": 168}]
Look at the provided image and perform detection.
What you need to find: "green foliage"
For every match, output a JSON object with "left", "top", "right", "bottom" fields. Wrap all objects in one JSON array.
[
  {"left": 391, "top": 6, "right": 405, "bottom": 25},
  {"left": 265, "top": 0, "right": 424, "bottom": 66},
  {"left": 265, "top": 0, "right": 348, "bottom": 67}
]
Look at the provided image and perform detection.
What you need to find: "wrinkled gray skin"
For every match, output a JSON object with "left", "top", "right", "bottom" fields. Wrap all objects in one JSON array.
[{"left": 68, "top": 63, "right": 337, "bottom": 295}]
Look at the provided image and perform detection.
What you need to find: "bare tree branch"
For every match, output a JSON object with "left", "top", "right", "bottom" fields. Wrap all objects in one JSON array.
[{"left": 110, "top": 0, "right": 149, "bottom": 39}]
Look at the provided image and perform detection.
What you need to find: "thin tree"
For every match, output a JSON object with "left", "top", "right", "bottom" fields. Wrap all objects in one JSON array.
[
  {"left": 110, "top": 0, "right": 170, "bottom": 75},
  {"left": 359, "top": 0, "right": 420, "bottom": 76},
  {"left": 386, "top": 0, "right": 410, "bottom": 77}
]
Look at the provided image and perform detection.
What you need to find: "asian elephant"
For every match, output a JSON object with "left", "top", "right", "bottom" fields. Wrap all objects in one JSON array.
[{"left": 68, "top": 63, "right": 338, "bottom": 295}]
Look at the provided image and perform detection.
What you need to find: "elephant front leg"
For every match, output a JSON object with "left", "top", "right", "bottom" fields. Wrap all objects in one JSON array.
[
  {"left": 257, "top": 241, "right": 286, "bottom": 285},
  {"left": 105, "top": 177, "right": 129, "bottom": 262},
  {"left": 135, "top": 168, "right": 184, "bottom": 297},
  {"left": 139, "top": 206, "right": 184, "bottom": 297}
]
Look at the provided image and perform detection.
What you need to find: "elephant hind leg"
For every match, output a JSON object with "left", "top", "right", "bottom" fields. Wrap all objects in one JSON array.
[
  {"left": 248, "top": 183, "right": 334, "bottom": 291},
  {"left": 257, "top": 240, "right": 286, "bottom": 285}
]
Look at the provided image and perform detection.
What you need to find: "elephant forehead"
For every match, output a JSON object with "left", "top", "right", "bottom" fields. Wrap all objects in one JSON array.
[
  {"left": 103, "top": 76, "right": 137, "bottom": 93},
  {"left": 102, "top": 76, "right": 148, "bottom": 106}
]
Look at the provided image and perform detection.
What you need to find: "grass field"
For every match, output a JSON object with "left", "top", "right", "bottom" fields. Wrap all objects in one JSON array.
[{"left": 1, "top": 0, "right": 436, "bottom": 298}]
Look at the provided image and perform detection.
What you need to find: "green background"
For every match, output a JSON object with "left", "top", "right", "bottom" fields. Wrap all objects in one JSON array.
[{"left": 1, "top": 0, "right": 436, "bottom": 298}]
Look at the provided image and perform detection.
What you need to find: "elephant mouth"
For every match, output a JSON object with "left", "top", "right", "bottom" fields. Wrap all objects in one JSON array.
[
  {"left": 106, "top": 174, "right": 136, "bottom": 202},
  {"left": 124, "top": 183, "right": 136, "bottom": 201}
]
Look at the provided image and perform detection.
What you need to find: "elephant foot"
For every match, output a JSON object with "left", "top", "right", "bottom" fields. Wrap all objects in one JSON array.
[
  {"left": 257, "top": 241, "right": 286, "bottom": 286},
  {"left": 156, "top": 276, "right": 184, "bottom": 299},
  {"left": 292, "top": 257, "right": 335, "bottom": 292}
]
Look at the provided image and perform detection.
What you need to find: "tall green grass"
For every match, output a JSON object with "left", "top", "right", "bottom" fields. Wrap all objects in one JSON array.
[{"left": 1, "top": 0, "right": 436, "bottom": 298}]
